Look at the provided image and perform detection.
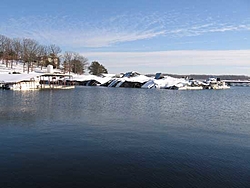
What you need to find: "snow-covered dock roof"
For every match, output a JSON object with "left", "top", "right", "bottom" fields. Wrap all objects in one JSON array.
[{"left": 0, "top": 73, "right": 41, "bottom": 83}]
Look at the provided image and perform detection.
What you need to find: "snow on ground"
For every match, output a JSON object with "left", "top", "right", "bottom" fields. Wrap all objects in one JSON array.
[
  {"left": 0, "top": 62, "right": 23, "bottom": 74},
  {"left": 0, "top": 61, "right": 48, "bottom": 74},
  {"left": 0, "top": 61, "right": 229, "bottom": 90},
  {"left": 0, "top": 61, "right": 61, "bottom": 83},
  {"left": 0, "top": 62, "right": 192, "bottom": 88}
]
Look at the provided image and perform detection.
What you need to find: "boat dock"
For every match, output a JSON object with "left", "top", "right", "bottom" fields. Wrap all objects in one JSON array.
[
  {"left": 224, "top": 80, "right": 250, "bottom": 87},
  {"left": 39, "top": 74, "right": 75, "bottom": 89},
  {"left": 0, "top": 73, "right": 75, "bottom": 90}
]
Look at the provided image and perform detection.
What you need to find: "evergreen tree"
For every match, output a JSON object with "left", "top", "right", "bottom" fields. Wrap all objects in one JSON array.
[{"left": 88, "top": 61, "right": 108, "bottom": 76}]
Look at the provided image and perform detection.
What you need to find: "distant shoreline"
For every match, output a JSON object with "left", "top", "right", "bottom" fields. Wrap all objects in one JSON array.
[{"left": 146, "top": 74, "right": 250, "bottom": 81}]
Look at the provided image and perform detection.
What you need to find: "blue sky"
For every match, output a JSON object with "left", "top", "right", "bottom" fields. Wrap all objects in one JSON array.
[{"left": 0, "top": 0, "right": 250, "bottom": 75}]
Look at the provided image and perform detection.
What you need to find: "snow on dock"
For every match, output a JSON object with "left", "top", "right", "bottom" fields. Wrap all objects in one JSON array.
[{"left": 0, "top": 62, "right": 230, "bottom": 90}]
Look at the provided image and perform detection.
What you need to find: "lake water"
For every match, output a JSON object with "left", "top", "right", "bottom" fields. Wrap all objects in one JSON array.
[{"left": 0, "top": 87, "right": 250, "bottom": 188}]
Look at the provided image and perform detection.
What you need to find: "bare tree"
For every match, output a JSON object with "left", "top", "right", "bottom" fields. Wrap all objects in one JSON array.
[
  {"left": 1, "top": 35, "right": 90, "bottom": 75},
  {"left": 48, "top": 44, "right": 61, "bottom": 69},
  {"left": 22, "top": 38, "right": 40, "bottom": 73},
  {"left": 63, "top": 51, "right": 73, "bottom": 74},
  {"left": 0, "top": 35, "right": 13, "bottom": 67},
  {"left": 37, "top": 45, "right": 49, "bottom": 70},
  {"left": 63, "top": 52, "right": 88, "bottom": 75},
  {"left": 0, "top": 35, "right": 8, "bottom": 64},
  {"left": 5, "top": 37, "right": 14, "bottom": 68},
  {"left": 12, "top": 38, "right": 22, "bottom": 65},
  {"left": 71, "top": 53, "right": 88, "bottom": 74}
]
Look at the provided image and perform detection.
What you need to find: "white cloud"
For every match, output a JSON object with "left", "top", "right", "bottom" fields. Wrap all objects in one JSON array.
[
  {"left": 1, "top": 12, "right": 249, "bottom": 48},
  {"left": 82, "top": 50, "right": 250, "bottom": 75},
  {"left": 1, "top": 14, "right": 166, "bottom": 48}
]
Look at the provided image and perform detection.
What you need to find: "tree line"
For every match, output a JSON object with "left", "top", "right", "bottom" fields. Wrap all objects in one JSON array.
[{"left": 0, "top": 34, "right": 108, "bottom": 75}]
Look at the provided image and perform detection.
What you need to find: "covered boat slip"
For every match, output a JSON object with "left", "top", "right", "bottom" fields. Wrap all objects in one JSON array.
[
  {"left": 39, "top": 74, "right": 75, "bottom": 89},
  {"left": 0, "top": 73, "right": 75, "bottom": 90},
  {"left": 0, "top": 73, "right": 40, "bottom": 90}
]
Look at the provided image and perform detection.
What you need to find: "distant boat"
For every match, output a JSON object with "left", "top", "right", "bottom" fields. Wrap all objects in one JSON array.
[
  {"left": 169, "top": 85, "right": 203, "bottom": 90},
  {"left": 204, "top": 77, "right": 230, "bottom": 89}
]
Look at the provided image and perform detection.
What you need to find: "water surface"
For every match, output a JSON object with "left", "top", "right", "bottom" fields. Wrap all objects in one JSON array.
[{"left": 0, "top": 87, "right": 250, "bottom": 187}]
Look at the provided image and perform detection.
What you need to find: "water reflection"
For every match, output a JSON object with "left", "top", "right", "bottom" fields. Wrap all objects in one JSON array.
[{"left": 0, "top": 87, "right": 250, "bottom": 187}]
